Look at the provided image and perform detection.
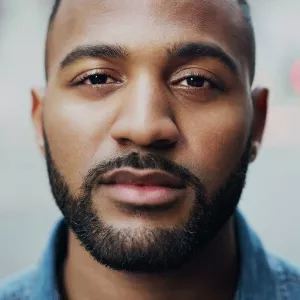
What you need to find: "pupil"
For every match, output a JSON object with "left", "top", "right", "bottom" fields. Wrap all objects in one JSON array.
[
  {"left": 187, "top": 76, "right": 205, "bottom": 87},
  {"left": 90, "top": 74, "right": 108, "bottom": 85}
]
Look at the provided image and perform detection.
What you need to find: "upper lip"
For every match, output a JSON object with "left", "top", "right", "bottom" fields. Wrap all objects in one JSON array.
[{"left": 99, "top": 168, "right": 185, "bottom": 189}]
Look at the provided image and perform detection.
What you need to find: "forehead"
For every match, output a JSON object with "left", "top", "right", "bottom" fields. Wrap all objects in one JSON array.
[{"left": 48, "top": 0, "right": 247, "bottom": 76}]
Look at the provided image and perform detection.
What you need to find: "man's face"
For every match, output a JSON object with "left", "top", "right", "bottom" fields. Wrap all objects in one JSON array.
[{"left": 32, "top": 0, "right": 267, "bottom": 272}]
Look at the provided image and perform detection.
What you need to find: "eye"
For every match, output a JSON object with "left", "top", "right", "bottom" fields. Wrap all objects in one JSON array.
[
  {"left": 179, "top": 76, "right": 212, "bottom": 88},
  {"left": 171, "top": 71, "right": 225, "bottom": 92},
  {"left": 72, "top": 70, "right": 121, "bottom": 87},
  {"left": 83, "top": 73, "right": 116, "bottom": 85}
]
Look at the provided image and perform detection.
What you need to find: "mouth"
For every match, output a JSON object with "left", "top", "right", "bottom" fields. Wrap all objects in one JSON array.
[{"left": 98, "top": 168, "right": 186, "bottom": 207}]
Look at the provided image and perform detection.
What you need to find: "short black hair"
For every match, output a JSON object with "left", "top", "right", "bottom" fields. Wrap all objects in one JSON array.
[
  {"left": 46, "top": 0, "right": 255, "bottom": 82},
  {"left": 48, "top": 0, "right": 253, "bottom": 27},
  {"left": 237, "top": 0, "right": 256, "bottom": 82},
  {"left": 49, "top": 0, "right": 61, "bottom": 28}
]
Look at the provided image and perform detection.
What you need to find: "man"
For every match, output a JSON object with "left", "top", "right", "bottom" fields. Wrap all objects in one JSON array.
[{"left": 1, "top": 0, "right": 300, "bottom": 299}]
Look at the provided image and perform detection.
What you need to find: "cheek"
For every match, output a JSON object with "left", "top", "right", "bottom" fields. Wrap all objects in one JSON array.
[
  {"left": 43, "top": 93, "right": 116, "bottom": 194},
  {"left": 179, "top": 103, "right": 251, "bottom": 194}
]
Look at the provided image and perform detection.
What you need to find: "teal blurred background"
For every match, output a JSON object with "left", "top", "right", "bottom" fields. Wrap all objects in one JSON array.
[{"left": 0, "top": 0, "right": 299, "bottom": 279}]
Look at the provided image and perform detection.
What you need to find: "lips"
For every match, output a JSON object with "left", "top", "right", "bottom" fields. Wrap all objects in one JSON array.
[
  {"left": 98, "top": 168, "right": 186, "bottom": 207},
  {"left": 99, "top": 168, "right": 185, "bottom": 189}
]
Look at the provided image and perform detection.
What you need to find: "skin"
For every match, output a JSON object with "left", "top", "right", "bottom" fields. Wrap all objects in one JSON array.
[{"left": 32, "top": 0, "right": 268, "bottom": 299}]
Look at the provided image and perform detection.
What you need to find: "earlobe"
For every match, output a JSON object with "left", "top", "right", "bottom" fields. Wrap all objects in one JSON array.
[
  {"left": 250, "top": 86, "right": 269, "bottom": 162},
  {"left": 31, "top": 87, "right": 46, "bottom": 156}
]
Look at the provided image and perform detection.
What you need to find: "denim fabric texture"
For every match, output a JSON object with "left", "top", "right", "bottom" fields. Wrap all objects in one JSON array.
[{"left": 1, "top": 211, "right": 300, "bottom": 299}]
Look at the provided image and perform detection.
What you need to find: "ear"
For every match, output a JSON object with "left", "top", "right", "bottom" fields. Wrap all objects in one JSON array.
[
  {"left": 31, "top": 87, "right": 45, "bottom": 156},
  {"left": 250, "top": 86, "right": 269, "bottom": 162}
]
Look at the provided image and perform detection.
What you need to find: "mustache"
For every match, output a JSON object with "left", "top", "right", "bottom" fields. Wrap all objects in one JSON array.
[{"left": 83, "top": 152, "right": 204, "bottom": 192}]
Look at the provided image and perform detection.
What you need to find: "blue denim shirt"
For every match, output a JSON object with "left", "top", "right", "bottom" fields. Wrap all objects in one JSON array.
[{"left": 1, "top": 211, "right": 300, "bottom": 299}]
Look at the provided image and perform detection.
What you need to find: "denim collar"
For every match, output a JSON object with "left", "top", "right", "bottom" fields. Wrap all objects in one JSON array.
[{"left": 34, "top": 211, "right": 277, "bottom": 300}]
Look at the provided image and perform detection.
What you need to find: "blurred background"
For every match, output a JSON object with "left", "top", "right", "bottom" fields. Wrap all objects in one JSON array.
[{"left": 0, "top": 0, "right": 300, "bottom": 280}]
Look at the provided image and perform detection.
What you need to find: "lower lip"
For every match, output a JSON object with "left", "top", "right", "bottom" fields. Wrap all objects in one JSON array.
[{"left": 101, "top": 184, "right": 186, "bottom": 206}]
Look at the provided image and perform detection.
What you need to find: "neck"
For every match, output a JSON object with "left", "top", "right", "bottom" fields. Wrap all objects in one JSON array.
[{"left": 62, "top": 217, "right": 239, "bottom": 300}]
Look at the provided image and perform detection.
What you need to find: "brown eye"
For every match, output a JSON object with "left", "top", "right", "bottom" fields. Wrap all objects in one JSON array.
[
  {"left": 71, "top": 69, "right": 122, "bottom": 87},
  {"left": 172, "top": 72, "right": 225, "bottom": 92},
  {"left": 180, "top": 76, "right": 211, "bottom": 88},
  {"left": 83, "top": 73, "right": 116, "bottom": 85}
]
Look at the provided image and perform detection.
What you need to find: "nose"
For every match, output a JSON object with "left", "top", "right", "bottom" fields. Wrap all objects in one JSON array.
[{"left": 110, "top": 75, "right": 180, "bottom": 150}]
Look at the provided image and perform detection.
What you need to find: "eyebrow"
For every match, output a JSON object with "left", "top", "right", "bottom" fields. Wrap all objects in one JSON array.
[
  {"left": 167, "top": 42, "right": 239, "bottom": 76},
  {"left": 60, "top": 44, "right": 129, "bottom": 69},
  {"left": 59, "top": 42, "right": 239, "bottom": 76}
]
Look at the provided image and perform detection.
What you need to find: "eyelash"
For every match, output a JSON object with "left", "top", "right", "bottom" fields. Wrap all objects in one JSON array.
[
  {"left": 71, "top": 70, "right": 121, "bottom": 86},
  {"left": 71, "top": 70, "right": 225, "bottom": 92},
  {"left": 172, "top": 71, "right": 225, "bottom": 92}
]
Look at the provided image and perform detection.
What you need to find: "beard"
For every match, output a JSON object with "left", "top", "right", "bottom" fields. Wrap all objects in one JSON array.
[{"left": 44, "top": 133, "right": 252, "bottom": 274}]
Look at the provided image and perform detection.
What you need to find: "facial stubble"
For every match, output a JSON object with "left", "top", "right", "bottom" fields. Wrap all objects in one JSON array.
[{"left": 44, "top": 133, "right": 251, "bottom": 273}]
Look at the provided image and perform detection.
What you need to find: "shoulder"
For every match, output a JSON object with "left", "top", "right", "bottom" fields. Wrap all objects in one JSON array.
[
  {"left": 0, "top": 267, "right": 39, "bottom": 300},
  {"left": 0, "top": 219, "right": 65, "bottom": 300},
  {"left": 268, "top": 254, "right": 300, "bottom": 298}
]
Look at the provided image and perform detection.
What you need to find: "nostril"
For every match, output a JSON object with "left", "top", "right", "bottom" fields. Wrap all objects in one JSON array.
[
  {"left": 118, "top": 137, "right": 131, "bottom": 145},
  {"left": 152, "top": 139, "right": 177, "bottom": 149}
]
